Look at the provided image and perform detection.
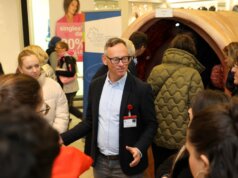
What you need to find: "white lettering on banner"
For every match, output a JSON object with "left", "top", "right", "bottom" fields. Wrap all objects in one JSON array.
[
  {"left": 62, "top": 38, "right": 83, "bottom": 51},
  {"left": 56, "top": 22, "right": 84, "bottom": 61},
  {"left": 59, "top": 26, "right": 83, "bottom": 33}
]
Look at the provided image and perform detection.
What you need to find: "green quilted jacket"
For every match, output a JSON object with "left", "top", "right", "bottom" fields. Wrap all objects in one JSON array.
[{"left": 147, "top": 48, "right": 205, "bottom": 149}]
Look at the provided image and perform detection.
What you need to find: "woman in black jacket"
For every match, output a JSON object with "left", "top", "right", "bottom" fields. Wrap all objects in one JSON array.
[{"left": 55, "top": 41, "right": 83, "bottom": 120}]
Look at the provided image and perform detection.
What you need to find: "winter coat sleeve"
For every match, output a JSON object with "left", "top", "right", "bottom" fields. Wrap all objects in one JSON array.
[
  {"left": 52, "top": 83, "right": 69, "bottom": 133},
  {"left": 188, "top": 71, "right": 204, "bottom": 106},
  {"left": 147, "top": 65, "right": 165, "bottom": 96},
  {"left": 56, "top": 57, "right": 77, "bottom": 77}
]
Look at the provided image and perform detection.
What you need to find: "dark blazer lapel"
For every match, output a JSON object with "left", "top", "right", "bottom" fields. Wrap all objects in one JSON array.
[
  {"left": 128, "top": 61, "right": 137, "bottom": 76},
  {"left": 93, "top": 75, "right": 107, "bottom": 119},
  {"left": 120, "top": 73, "right": 133, "bottom": 120}
]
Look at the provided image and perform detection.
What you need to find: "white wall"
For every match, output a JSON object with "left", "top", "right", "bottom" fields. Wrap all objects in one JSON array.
[
  {"left": 28, "top": 0, "right": 49, "bottom": 49},
  {"left": 0, "top": 0, "right": 23, "bottom": 73}
]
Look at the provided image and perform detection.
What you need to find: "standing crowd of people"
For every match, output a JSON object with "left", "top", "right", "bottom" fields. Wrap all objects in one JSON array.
[{"left": 1, "top": 0, "right": 238, "bottom": 178}]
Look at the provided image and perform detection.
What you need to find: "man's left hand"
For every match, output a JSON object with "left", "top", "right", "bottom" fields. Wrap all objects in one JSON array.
[{"left": 126, "top": 146, "right": 141, "bottom": 167}]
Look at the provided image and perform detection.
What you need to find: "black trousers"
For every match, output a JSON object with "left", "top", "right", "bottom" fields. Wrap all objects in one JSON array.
[
  {"left": 66, "top": 92, "right": 83, "bottom": 119},
  {"left": 151, "top": 142, "right": 178, "bottom": 177}
]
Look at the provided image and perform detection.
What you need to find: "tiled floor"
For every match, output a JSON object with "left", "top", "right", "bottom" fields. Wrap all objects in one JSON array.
[{"left": 68, "top": 114, "right": 94, "bottom": 178}]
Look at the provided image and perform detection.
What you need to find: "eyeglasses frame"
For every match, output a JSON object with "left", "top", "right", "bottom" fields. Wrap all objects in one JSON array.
[
  {"left": 106, "top": 55, "right": 132, "bottom": 65},
  {"left": 38, "top": 103, "right": 51, "bottom": 115}
]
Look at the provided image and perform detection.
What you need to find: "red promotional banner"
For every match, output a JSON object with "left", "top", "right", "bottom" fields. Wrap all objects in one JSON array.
[{"left": 56, "top": 22, "right": 84, "bottom": 61}]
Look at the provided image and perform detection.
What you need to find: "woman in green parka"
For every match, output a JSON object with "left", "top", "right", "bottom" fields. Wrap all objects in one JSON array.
[{"left": 147, "top": 34, "right": 205, "bottom": 175}]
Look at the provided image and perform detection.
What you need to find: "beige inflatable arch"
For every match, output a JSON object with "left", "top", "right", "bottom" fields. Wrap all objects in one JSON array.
[
  {"left": 122, "top": 9, "right": 238, "bottom": 64},
  {"left": 122, "top": 9, "right": 238, "bottom": 176}
]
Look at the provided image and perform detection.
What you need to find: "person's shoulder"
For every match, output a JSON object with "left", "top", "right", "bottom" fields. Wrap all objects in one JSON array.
[
  {"left": 43, "top": 78, "right": 65, "bottom": 98},
  {"left": 91, "top": 73, "right": 106, "bottom": 85},
  {"left": 65, "top": 55, "right": 76, "bottom": 62},
  {"left": 128, "top": 73, "right": 150, "bottom": 87},
  {"left": 57, "top": 15, "right": 67, "bottom": 23},
  {"left": 42, "top": 63, "right": 52, "bottom": 70},
  {"left": 151, "top": 63, "right": 166, "bottom": 72},
  {"left": 92, "top": 65, "right": 108, "bottom": 80},
  {"left": 45, "top": 77, "right": 62, "bottom": 89},
  {"left": 73, "top": 13, "right": 85, "bottom": 22},
  {"left": 50, "top": 51, "right": 57, "bottom": 57}
]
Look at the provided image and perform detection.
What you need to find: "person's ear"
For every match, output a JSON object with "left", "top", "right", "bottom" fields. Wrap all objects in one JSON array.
[
  {"left": 18, "top": 67, "right": 23, "bottom": 73},
  {"left": 200, "top": 154, "right": 210, "bottom": 171},
  {"left": 140, "top": 45, "right": 147, "bottom": 52},
  {"left": 102, "top": 55, "right": 108, "bottom": 66}
]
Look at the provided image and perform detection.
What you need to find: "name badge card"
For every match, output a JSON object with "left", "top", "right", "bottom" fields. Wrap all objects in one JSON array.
[{"left": 123, "top": 115, "right": 137, "bottom": 128}]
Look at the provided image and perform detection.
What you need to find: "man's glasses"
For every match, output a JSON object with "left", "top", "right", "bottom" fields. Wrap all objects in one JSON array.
[
  {"left": 38, "top": 103, "right": 51, "bottom": 115},
  {"left": 106, "top": 56, "right": 132, "bottom": 64}
]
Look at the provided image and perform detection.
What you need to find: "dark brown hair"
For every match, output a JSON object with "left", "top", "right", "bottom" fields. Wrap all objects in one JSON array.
[
  {"left": 0, "top": 73, "right": 42, "bottom": 110},
  {"left": 129, "top": 31, "right": 148, "bottom": 50},
  {"left": 56, "top": 41, "right": 69, "bottom": 51},
  {"left": 0, "top": 106, "right": 60, "bottom": 178},
  {"left": 170, "top": 34, "right": 197, "bottom": 56},
  {"left": 190, "top": 89, "right": 230, "bottom": 116},
  {"left": 64, "top": 0, "right": 80, "bottom": 15},
  {"left": 188, "top": 97, "right": 238, "bottom": 177}
]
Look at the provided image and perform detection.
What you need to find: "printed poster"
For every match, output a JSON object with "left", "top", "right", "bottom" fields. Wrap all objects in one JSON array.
[{"left": 56, "top": 22, "right": 84, "bottom": 61}]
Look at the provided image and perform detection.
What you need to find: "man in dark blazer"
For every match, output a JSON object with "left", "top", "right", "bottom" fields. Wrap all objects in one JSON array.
[{"left": 61, "top": 37, "right": 157, "bottom": 177}]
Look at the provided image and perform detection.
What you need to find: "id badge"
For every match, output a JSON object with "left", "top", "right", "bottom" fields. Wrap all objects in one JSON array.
[{"left": 123, "top": 115, "right": 137, "bottom": 128}]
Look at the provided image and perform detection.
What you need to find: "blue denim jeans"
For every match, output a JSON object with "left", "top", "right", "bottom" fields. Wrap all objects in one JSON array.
[{"left": 93, "top": 154, "right": 144, "bottom": 178}]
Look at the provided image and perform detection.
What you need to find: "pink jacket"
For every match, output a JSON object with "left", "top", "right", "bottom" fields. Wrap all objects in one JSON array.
[{"left": 57, "top": 13, "right": 84, "bottom": 23}]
